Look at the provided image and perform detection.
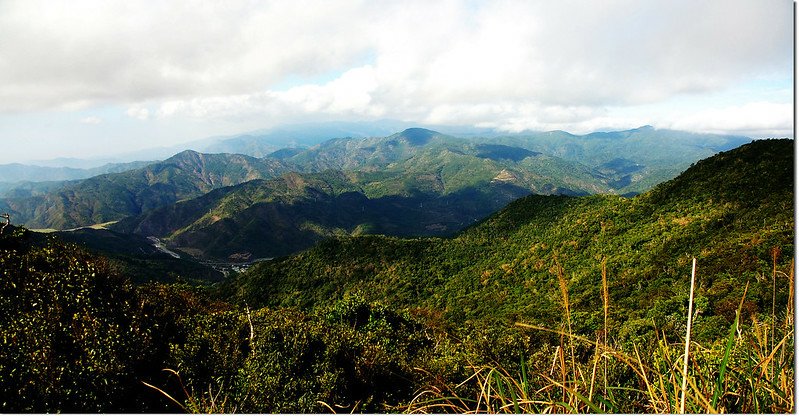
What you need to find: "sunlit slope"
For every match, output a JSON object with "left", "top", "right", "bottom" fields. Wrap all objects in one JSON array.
[{"left": 227, "top": 139, "right": 793, "bottom": 342}]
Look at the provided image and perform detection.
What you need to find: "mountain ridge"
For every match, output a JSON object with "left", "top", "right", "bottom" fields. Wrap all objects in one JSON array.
[
  {"left": 0, "top": 160, "right": 154, "bottom": 184},
  {"left": 224, "top": 139, "right": 794, "bottom": 333},
  {"left": 1, "top": 127, "right": 756, "bottom": 234},
  {"left": 1, "top": 152, "right": 290, "bottom": 229}
]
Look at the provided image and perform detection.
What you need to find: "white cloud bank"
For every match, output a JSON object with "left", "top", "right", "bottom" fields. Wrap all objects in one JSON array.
[
  {"left": 667, "top": 102, "right": 793, "bottom": 137},
  {"left": 0, "top": 0, "right": 793, "bottom": 138}
]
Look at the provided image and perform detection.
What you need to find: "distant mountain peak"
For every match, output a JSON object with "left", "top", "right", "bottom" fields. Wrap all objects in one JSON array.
[
  {"left": 396, "top": 128, "right": 441, "bottom": 146},
  {"left": 166, "top": 149, "right": 201, "bottom": 161}
]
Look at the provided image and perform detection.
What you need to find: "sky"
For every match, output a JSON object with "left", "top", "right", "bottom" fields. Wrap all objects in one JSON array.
[{"left": 0, "top": 0, "right": 793, "bottom": 164}]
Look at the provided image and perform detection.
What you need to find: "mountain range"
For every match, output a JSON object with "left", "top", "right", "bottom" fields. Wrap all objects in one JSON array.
[
  {"left": 0, "top": 160, "right": 154, "bottom": 184},
  {"left": 1, "top": 151, "right": 289, "bottom": 230},
  {"left": 0, "top": 127, "right": 792, "bottom": 413},
  {"left": 1, "top": 125, "right": 756, "bottom": 263},
  {"left": 224, "top": 138, "right": 794, "bottom": 331},
  {"left": 0, "top": 160, "right": 155, "bottom": 198}
]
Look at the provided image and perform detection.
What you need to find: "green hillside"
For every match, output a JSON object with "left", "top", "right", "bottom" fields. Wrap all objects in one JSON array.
[
  {"left": 286, "top": 126, "right": 750, "bottom": 195},
  {"left": 475, "top": 126, "right": 751, "bottom": 194},
  {"left": 0, "top": 139, "right": 793, "bottom": 413},
  {"left": 111, "top": 169, "right": 533, "bottom": 260},
  {"left": 2, "top": 151, "right": 289, "bottom": 229},
  {"left": 1, "top": 127, "right": 750, "bottom": 236},
  {"left": 106, "top": 128, "right": 752, "bottom": 261},
  {"left": 227, "top": 139, "right": 793, "bottom": 336}
]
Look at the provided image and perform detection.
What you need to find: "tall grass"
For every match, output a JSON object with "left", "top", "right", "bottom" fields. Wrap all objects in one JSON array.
[
  {"left": 554, "top": 254, "right": 581, "bottom": 409},
  {"left": 405, "top": 258, "right": 795, "bottom": 414}
]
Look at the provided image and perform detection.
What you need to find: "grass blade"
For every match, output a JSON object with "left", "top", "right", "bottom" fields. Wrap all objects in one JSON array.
[{"left": 711, "top": 281, "right": 748, "bottom": 409}]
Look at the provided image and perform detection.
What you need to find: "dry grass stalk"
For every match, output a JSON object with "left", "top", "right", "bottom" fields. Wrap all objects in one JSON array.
[
  {"left": 771, "top": 247, "right": 779, "bottom": 380},
  {"left": 787, "top": 258, "right": 794, "bottom": 329},
  {"left": 408, "top": 254, "right": 794, "bottom": 414},
  {"left": 601, "top": 257, "right": 609, "bottom": 404},
  {"left": 780, "top": 258, "right": 794, "bottom": 368},
  {"left": 554, "top": 256, "right": 570, "bottom": 324},
  {"left": 404, "top": 366, "right": 481, "bottom": 414},
  {"left": 601, "top": 257, "right": 609, "bottom": 348},
  {"left": 245, "top": 304, "right": 255, "bottom": 344},
  {"left": 559, "top": 335, "right": 567, "bottom": 407},
  {"left": 549, "top": 345, "right": 560, "bottom": 375},
  {"left": 680, "top": 257, "right": 697, "bottom": 414},
  {"left": 588, "top": 334, "right": 599, "bottom": 403},
  {"left": 553, "top": 254, "right": 579, "bottom": 410}
]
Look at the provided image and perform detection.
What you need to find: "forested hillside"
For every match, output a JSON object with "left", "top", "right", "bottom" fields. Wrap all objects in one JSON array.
[
  {"left": 227, "top": 139, "right": 793, "bottom": 332},
  {"left": 109, "top": 168, "right": 547, "bottom": 260},
  {"left": 2, "top": 127, "right": 749, "bottom": 236},
  {"left": 0, "top": 151, "right": 289, "bottom": 229},
  {"left": 0, "top": 139, "right": 793, "bottom": 413},
  {"left": 107, "top": 127, "right": 752, "bottom": 261}
]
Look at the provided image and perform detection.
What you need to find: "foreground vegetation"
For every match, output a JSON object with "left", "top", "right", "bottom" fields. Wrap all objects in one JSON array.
[{"left": 0, "top": 139, "right": 793, "bottom": 412}]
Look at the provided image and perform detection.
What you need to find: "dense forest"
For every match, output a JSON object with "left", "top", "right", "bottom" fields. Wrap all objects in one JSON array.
[{"left": 0, "top": 139, "right": 794, "bottom": 413}]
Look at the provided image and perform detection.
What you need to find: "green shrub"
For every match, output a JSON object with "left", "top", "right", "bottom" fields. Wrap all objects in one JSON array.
[{"left": 0, "top": 229, "right": 150, "bottom": 412}]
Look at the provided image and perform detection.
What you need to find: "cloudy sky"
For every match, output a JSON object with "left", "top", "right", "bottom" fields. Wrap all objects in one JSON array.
[{"left": 0, "top": 0, "right": 793, "bottom": 164}]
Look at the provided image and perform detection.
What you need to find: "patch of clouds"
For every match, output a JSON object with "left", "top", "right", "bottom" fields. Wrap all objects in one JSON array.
[
  {"left": 276, "top": 66, "right": 381, "bottom": 115},
  {"left": 0, "top": 0, "right": 792, "bottom": 138},
  {"left": 157, "top": 65, "right": 384, "bottom": 121},
  {"left": 126, "top": 106, "right": 150, "bottom": 121},
  {"left": 0, "top": 0, "right": 376, "bottom": 111},
  {"left": 80, "top": 116, "right": 102, "bottom": 125},
  {"left": 157, "top": 93, "right": 280, "bottom": 121},
  {"left": 666, "top": 102, "right": 793, "bottom": 138}
]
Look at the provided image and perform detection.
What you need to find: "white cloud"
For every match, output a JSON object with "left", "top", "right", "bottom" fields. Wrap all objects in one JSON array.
[
  {"left": 80, "top": 116, "right": 102, "bottom": 125},
  {"left": 155, "top": 65, "right": 383, "bottom": 121},
  {"left": 0, "top": 0, "right": 376, "bottom": 111},
  {"left": 667, "top": 102, "right": 793, "bottom": 137},
  {"left": 126, "top": 106, "right": 150, "bottom": 121},
  {"left": 0, "top": 0, "right": 792, "bottom": 138}
]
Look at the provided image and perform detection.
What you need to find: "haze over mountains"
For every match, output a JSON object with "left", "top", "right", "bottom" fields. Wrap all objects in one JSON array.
[
  {"left": 8, "top": 120, "right": 488, "bottom": 170},
  {"left": 0, "top": 122, "right": 755, "bottom": 263}
]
